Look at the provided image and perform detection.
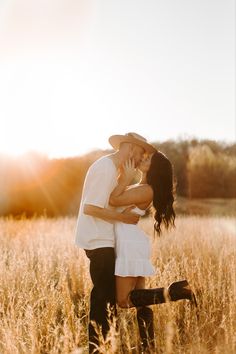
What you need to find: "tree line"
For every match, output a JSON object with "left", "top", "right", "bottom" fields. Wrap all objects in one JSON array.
[{"left": 0, "top": 139, "right": 235, "bottom": 216}]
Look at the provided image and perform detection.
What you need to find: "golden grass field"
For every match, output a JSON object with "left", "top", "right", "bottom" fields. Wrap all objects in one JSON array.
[{"left": 0, "top": 215, "right": 235, "bottom": 354}]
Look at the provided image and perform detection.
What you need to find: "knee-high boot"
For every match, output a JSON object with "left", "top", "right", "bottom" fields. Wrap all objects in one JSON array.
[
  {"left": 130, "top": 280, "right": 197, "bottom": 308},
  {"left": 136, "top": 307, "right": 154, "bottom": 353}
]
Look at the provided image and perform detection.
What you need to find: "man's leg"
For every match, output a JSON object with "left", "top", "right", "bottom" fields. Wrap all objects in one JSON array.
[{"left": 85, "top": 248, "right": 116, "bottom": 353}]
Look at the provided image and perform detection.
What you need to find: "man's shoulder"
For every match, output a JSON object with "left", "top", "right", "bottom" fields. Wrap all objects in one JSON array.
[{"left": 90, "top": 155, "right": 115, "bottom": 171}]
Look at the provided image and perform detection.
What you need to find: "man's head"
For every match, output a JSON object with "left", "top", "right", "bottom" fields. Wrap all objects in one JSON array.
[
  {"left": 119, "top": 141, "right": 145, "bottom": 167},
  {"left": 109, "top": 132, "right": 156, "bottom": 167}
]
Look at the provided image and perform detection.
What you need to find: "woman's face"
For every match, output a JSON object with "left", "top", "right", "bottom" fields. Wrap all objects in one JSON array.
[{"left": 138, "top": 153, "right": 153, "bottom": 173}]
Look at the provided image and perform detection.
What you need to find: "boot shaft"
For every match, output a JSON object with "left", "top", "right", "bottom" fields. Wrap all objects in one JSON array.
[
  {"left": 136, "top": 307, "right": 155, "bottom": 352},
  {"left": 130, "top": 280, "right": 197, "bottom": 307},
  {"left": 130, "top": 287, "right": 166, "bottom": 307}
]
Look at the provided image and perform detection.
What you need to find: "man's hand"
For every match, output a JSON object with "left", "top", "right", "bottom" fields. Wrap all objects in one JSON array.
[{"left": 121, "top": 205, "right": 140, "bottom": 224}]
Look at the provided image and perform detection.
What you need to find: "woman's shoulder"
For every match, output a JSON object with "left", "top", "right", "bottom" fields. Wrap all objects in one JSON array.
[{"left": 128, "top": 183, "right": 153, "bottom": 197}]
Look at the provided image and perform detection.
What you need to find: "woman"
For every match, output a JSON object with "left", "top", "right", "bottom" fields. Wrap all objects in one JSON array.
[{"left": 109, "top": 150, "right": 197, "bottom": 351}]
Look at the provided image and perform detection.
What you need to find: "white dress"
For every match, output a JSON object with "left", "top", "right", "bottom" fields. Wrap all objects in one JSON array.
[{"left": 114, "top": 207, "right": 155, "bottom": 277}]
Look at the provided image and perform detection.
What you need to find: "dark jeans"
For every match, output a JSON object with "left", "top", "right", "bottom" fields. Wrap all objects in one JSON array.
[{"left": 85, "top": 247, "right": 116, "bottom": 353}]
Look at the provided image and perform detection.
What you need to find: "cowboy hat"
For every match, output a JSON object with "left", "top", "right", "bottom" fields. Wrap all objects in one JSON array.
[{"left": 108, "top": 132, "right": 156, "bottom": 153}]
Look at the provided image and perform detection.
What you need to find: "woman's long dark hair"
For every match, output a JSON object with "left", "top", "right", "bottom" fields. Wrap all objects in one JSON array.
[{"left": 146, "top": 151, "right": 175, "bottom": 235}]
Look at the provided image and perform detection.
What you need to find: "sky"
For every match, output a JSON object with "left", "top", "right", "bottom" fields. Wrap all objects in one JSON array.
[{"left": 0, "top": 0, "right": 235, "bottom": 158}]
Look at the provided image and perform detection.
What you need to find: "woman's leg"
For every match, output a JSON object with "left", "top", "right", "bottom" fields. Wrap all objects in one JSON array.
[
  {"left": 115, "top": 276, "right": 137, "bottom": 308},
  {"left": 116, "top": 276, "right": 197, "bottom": 308},
  {"left": 129, "top": 280, "right": 197, "bottom": 307},
  {"left": 135, "top": 278, "right": 155, "bottom": 352},
  {"left": 135, "top": 276, "right": 145, "bottom": 290},
  {"left": 116, "top": 276, "right": 155, "bottom": 351}
]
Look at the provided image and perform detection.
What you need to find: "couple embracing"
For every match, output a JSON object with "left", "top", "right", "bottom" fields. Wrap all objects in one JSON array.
[{"left": 75, "top": 132, "right": 197, "bottom": 353}]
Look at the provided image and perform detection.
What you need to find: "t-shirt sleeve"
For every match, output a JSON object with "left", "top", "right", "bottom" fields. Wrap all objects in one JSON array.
[{"left": 84, "top": 165, "right": 115, "bottom": 208}]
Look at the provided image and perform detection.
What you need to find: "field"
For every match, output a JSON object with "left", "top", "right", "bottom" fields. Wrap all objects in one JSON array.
[
  {"left": 175, "top": 198, "right": 236, "bottom": 217},
  {"left": 0, "top": 215, "right": 235, "bottom": 354}
]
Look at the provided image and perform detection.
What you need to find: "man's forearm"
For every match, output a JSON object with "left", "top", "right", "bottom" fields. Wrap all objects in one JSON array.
[
  {"left": 83, "top": 204, "right": 139, "bottom": 224},
  {"left": 84, "top": 204, "right": 123, "bottom": 223}
]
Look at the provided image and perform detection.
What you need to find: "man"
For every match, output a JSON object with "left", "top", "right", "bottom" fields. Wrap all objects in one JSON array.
[{"left": 75, "top": 132, "right": 155, "bottom": 353}]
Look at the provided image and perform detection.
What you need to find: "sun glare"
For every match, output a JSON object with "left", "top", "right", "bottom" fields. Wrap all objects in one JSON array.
[{"left": 1, "top": 114, "right": 112, "bottom": 159}]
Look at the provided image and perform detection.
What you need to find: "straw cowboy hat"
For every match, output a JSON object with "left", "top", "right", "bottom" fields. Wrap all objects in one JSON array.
[{"left": 109, "top": 132, "right": 156, "bottom": 153}]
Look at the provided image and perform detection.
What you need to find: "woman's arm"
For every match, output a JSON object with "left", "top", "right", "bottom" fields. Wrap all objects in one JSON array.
[
  {"left": 109, "top": 159, "right": 153, "bottom": 206},
  {"left": 109, "top": 184, "right": 153, "bottom": 207}
]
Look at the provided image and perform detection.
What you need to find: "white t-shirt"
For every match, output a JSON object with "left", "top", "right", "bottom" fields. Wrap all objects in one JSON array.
[{"left": 75, "top": 155, "right": 118, "bottom": 250}]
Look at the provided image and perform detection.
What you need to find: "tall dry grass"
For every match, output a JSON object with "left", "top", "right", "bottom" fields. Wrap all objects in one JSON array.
[{"left": 0, "top": 215, "right": 235, "bottom": 353}]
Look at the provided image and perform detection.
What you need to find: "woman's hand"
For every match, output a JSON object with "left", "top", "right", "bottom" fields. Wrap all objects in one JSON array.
[
  {"left": 110, "top": 159, "right": 137, "bottom": 204},
  {"left": 119, "top": 158, "right": 137, "bottom": 185}
]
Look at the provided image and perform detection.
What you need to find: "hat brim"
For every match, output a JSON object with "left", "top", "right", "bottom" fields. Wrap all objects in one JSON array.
[{"left": 108, "top": 135, "right": 156, "bottom": 153}]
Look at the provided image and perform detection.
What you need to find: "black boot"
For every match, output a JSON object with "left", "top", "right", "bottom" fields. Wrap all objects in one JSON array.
[
  {"left": 129, "top": 280, "right": 197, "bottom": 307},
  {"left": 168, "top": 280, "right": 198, "bottom": 307},
  {"left": 136, "top": 307, "right": 155, "bottom": 353},
  {"left": 130, "top": 287, "right": 166, "bottom": 307}
]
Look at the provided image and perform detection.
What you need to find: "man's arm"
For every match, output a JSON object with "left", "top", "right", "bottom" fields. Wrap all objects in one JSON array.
[{"left": 84, "top": 204, "right": 139, "bottom": 224}]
